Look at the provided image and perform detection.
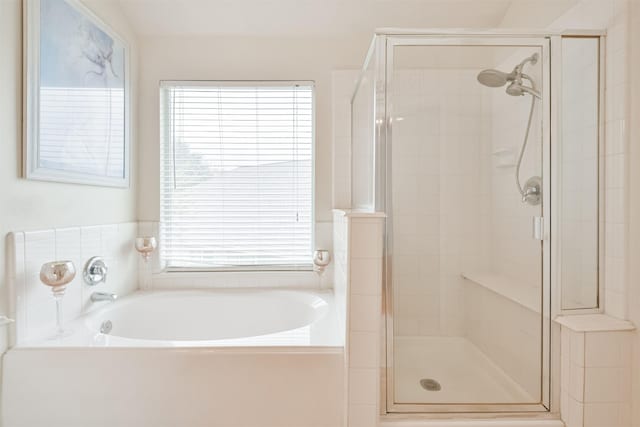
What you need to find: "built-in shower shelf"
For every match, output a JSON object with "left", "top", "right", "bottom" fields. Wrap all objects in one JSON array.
[
  {"left": 0, "top": 316, "right": 15, "bottom": 326},
  {"left": 462, "top": 272, "right": 540, "bottom": 313},
  {"left": 491, "top": 147, "right": 516, "bottom": 168}
]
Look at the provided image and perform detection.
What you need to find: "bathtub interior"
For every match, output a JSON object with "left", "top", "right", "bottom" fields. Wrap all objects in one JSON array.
[
  {"left": 85, "top": 290, "right": 330, "bottom": 341},
  {"left": 17, "top": 289, "right": 341, "bottom": 348}
]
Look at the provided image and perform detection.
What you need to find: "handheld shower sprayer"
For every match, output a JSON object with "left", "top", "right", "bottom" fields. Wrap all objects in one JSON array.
[{"left": 477, "top": 53, "right": 541, "bottom": 99}]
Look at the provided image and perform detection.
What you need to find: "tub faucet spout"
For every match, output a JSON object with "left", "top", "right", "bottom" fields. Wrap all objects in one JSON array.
[{"left": 91, "top": 292, "right": 118, "bottom": 303}]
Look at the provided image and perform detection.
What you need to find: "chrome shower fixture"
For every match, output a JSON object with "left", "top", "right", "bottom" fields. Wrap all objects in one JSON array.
[
  {"left": 477, "top": 52, "right": 542, "bottom": 205},
  {"left": 477, "top": 53, "right": 541, "bottom": 99}
]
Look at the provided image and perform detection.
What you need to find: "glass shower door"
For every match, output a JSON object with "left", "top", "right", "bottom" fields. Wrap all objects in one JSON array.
[{"left": 383, "top": 36, "right": 551, "bottom": 413}]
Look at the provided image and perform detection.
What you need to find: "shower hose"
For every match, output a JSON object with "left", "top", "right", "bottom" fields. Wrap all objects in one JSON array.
[{"left": 515, "top": 94, "right": 537, "bottom": 198}]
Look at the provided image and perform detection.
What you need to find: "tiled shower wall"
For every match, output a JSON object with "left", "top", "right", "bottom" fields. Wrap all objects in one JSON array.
[
  {"left": 485, "top": 47, "right": 543, "bottom": 291},
  {"left": 391, "top": 68, "right": 484, "bottom": 338},
  {"left": 332, "top": 70, "right": 360, "bottom": 210},
  {"left": 341, "top": 54, "right": 551, "bottom": 399},
  {"left": 7, "top": 223, "right": 138, "bottom": 344},
  {"left": 464, "top": 47, "right": 546, "bottom": 401}
]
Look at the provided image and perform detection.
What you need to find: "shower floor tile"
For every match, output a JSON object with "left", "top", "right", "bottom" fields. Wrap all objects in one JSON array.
[{"left": 394, "top": 336, "right": 535, "bottom": 404}]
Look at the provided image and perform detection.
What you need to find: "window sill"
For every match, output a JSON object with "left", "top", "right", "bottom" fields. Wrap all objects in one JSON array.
[
  {"left": 164, "top": 266, "right": 314, "bottom": 273},
  {"left": 150, "top": 268, "right": 327, "bottom": 289}
]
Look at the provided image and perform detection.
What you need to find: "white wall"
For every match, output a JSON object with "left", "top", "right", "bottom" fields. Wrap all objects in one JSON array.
[
  {"left": 0, "top": 0, "right": 139, "bottom": 352},
  {"left": 136, "top": 34, "right": 371, "bottom": 248},
  {"left": 626, "top": 1, "right": 640, "bottom": 426}
]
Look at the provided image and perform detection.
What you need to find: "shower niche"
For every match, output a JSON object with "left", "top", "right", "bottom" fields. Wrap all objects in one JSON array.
[{"left": 351, "top": 32, "right": 603, "bottom": 414}]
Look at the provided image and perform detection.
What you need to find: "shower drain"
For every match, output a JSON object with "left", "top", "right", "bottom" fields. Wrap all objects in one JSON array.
[
  {"left": 100, "top": 320, "right": 113, "bottom": 334},
  {"left": 419, "top": 378, "right": 442, "bottom": 391}
]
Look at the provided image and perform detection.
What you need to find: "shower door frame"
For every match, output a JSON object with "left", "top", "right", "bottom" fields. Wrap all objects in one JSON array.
[{"left": 381, "top": 33, "right": 553, "bottom": 415}]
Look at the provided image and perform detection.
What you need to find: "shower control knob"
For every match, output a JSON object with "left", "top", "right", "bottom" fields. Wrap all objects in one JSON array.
[{"left": 522, "top": 176, "right": 542, "bottom": 205}]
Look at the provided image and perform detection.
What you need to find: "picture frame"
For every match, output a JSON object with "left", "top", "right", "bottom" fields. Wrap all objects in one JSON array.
[{"left": 23, "top": 0, "right": 130, "bottom": 188}]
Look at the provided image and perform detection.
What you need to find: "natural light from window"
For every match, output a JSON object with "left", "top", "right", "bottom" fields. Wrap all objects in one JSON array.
[{"left": 159, "top": 81, "right": 314, "bottom": 269}]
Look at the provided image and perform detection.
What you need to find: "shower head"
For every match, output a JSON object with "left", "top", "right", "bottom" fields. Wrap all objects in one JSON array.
[
  {"left": 477, "top": 53, "right": 540, "bottom": 98},
  {"left": 506, "top": 82, "right": 525, "bottom": 96},
  {"left": 477, "top": 69, "right": 514, "bottom": 88},
  {"left": 506, "top": 79, "right": 541, "bottom": 99}
]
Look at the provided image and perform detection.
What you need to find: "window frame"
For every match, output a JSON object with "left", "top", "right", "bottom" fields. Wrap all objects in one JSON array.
[{"left": 159, "top": 80, "right": 316, "bottom": 272}]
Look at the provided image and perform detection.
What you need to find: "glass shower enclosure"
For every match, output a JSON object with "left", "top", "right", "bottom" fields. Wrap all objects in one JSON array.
[{"left": 351, "top": 31, "right": 603, "bottom": 414}]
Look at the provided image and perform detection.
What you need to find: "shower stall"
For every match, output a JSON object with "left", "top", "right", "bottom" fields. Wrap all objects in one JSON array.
[{"left": 351, "top": 30, "right": 604, "bottom": 414}]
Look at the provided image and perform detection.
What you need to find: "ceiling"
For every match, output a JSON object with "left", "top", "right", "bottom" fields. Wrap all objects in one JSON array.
[{"left": 116, "top": 0, "right": 580, "bottom": 37}]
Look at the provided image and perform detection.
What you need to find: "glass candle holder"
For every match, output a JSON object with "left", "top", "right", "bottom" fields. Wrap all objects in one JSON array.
[
  {"left": 135, "top": 236, "right": 157, "bottom": 262},
  {"left": 39, "top": 260, "right": 76, "bottom": 338}
]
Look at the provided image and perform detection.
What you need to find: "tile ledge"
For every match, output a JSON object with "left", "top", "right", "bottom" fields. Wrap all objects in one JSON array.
[
  {"left": 462, "top": 271, "right": 540, "bottom": 313},
  {"left": 332, "top": 209, "right": 386, "bottom": 218},
  {"left": 554, "top": 314, "right": 635, "bottom": 332}
]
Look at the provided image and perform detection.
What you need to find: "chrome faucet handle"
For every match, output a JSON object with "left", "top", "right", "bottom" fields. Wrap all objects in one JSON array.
[{"left": 83, "top": 257, "right": 108, "bottom": 286}]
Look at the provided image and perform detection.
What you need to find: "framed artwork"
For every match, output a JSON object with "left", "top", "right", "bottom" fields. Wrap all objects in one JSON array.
[{"left": 23, "top": 0, "right": 130, "bottom": 187}]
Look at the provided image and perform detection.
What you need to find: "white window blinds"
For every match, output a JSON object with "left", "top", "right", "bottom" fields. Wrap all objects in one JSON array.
[{"left": 160, "top": 82, "right": 314, "bottom": 269}]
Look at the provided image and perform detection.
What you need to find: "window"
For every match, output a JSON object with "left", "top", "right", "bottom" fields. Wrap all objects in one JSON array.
[{"left": 160, "top": 81, "right": 314, "bottom": 270}]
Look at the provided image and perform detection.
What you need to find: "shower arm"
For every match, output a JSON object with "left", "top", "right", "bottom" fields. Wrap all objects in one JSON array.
[
  {"left": 518, "top": 74, "right": 542, "bottom": 99},
  {"left": 514, "top": 53, "right": 539, "bottom": 76}
]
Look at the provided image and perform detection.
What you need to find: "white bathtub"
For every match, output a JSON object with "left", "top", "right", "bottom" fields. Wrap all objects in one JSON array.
[
  {"left": 3, "top": 289, "right": 344, "bottom": 427},
  {"left": 88, "top": 289, "right": 330, "bottom": 341},
  {"left": 19, "top": 288, "right": 340, "bottom": 347}
]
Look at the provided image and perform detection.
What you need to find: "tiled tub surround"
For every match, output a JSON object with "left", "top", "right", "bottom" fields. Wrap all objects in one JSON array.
[
  {"left": 4, "top": 221, "right": 345, "bottom": 427},
  {"left": 7, "top": 222, "right": 139, "bottom": 345},
  {"left": 333, "top": 210, "right": 385, "bottom": 427},
  {"left": 137, "top": 220, "right": 335, "bottom": 290}
]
